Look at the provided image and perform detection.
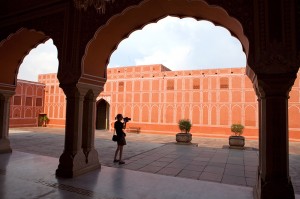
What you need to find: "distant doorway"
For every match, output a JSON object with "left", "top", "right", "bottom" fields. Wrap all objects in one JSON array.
[{"left": 96, "top": 99, "right": 110, "bottom": 130}]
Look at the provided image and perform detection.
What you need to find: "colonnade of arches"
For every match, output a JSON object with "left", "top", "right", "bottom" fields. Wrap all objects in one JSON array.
[
  {"left": 0, "top": 0, "right": 299, "bottom": 198},
  {"left": 111, "top": 103, "right": 257, "bottom": 127}
]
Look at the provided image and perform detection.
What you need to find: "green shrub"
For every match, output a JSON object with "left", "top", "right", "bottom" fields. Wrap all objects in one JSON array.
[
  {"left": 39, "top": 115, "right": 49, "bottom": 122},
  {"left": 178, "top": 119, "right": 192, "bottom": 133},
  {"left": 231, "top": 124, "right": 244, "bottom": 136},
  {"left": 39, "top": 115, "right": 49, "bottom": 127}
]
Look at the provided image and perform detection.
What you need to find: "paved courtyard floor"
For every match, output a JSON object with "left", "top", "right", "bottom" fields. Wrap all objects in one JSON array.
[
  {"left": 8, "top": 127, "right": 300, "bottom": 195},
  {"left": 0, "top": 151, "right": 256, "bottom": 199}
]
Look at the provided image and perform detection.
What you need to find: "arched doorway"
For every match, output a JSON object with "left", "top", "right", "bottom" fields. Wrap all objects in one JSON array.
[{"left": 96, "top": 99, "right": 110, "bottom": 130}]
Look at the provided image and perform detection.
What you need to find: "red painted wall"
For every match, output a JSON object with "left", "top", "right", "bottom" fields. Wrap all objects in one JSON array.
[{"left": 9, "top": 80, "right": 45, "bottom": 127}]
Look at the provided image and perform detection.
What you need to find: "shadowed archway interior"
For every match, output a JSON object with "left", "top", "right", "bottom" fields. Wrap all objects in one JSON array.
[{"left": 96, "top": 99, "right": 110, "bottom": 130}]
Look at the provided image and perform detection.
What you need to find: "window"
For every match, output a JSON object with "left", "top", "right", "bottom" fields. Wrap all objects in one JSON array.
[
  {"left": 167, "top": 79, "right": 174, "bottom": 90},
  {"left": 193, "top": 79, "right": 200, "bottom": 89},
  {"left": 26, "top": 97, "right": 32, "bottom": 106},
  {"left": 36, "top": 98, "right": 43, "bottom": 106},
  {"left": 13, "top": 96, "right": 21, "bottom": 105},
  {"left": 50, "top": 86, "right": 54, "bottom": 93},
  {"left": 220, "top": 77, "right": 229, "bottom": 89},
  {"left": 119, "top": 82, "right": 124, "bottom": 92}
]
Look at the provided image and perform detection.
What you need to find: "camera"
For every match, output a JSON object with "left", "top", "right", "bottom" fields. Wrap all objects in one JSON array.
[{"left": 123, "top": 117, "right": 131, "bottom": 123}]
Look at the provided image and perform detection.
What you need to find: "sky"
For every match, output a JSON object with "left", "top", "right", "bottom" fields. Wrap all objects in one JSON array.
[{"left": 18, "top": 16, "right": 246, "bottom": 82}]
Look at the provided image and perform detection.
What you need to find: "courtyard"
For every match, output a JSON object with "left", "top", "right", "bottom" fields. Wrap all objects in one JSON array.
[{"left": 7, "top": 127, "right": 300, "bottom": 195}]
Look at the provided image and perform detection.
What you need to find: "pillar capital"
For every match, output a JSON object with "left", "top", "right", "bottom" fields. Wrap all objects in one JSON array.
[
  {"left": 253, "top": 72, "right": 297, "bottom": 99},
  {"left": 60, "top": 82, "right": 104, "bottom": 99},
  {"left": 0, "top": 89, "right": 15, "bottom": 99}
]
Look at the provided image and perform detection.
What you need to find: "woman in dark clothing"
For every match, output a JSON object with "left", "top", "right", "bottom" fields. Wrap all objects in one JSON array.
[{"left": 114, "top": 114, "right": 127, "bottom": 164}]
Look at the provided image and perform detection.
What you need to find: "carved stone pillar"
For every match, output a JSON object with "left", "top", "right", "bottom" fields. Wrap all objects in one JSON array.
[
  {"left": 56, "top": 83, "right": 101, "bottom": 178},
  {"left": 82, "top": 86, "right": 103, "bottom": 169},
  {"left": 0, "top": 90, "right": 14, "bottom": 154},
  {"left": 253, "top": 73, "right": 296, "bottom": 199},
  {"left": 254, "top": 86, "right": 262, "bottom": 188}
]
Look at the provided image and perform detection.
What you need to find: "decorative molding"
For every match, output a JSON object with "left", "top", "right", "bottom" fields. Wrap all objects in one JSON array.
[
  {"left": 254, "top": 73, "right": 297, "bottom": 99},
  {"left": 255, "top": 42, "right": 299, "bottom": 74},
  {"left": 97, "top": 95, "right": 111, "bottom": 104}
]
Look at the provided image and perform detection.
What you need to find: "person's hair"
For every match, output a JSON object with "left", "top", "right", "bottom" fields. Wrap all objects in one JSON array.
[{"left": 116, "top": 114, "right": 123, "bottom": 120}]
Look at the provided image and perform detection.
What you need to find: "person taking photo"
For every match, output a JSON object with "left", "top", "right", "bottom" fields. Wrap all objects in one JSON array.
[{"left": 113, "top": 114, "right": 127, "bottom": 164}]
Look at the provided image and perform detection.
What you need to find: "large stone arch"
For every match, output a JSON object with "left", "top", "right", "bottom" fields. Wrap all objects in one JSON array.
[
  {"left": 0, "top": 28, "right": 49, "bottom": 88},
  {"left": 83, "top": 0, "right": 249, "bottom": 79}
]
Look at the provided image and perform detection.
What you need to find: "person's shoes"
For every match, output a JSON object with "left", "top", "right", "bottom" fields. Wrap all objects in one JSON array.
[
  {"left": 113, "top": 159, "right": 119, "bottom": 163},
  {"left": 119, "top": 161, "right": 125, "bottom": 165}
]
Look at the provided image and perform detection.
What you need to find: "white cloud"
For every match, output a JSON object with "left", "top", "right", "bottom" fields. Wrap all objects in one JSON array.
[
  {"left": 18, "top": 39, "right": 58, "bottom": 82},
  {"left": 108, "top": 16, "right": 246, "bottom": 70}
]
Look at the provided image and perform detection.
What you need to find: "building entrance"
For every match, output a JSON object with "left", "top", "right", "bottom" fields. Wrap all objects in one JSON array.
[{"left": 96, "top": 99, "right": 110, "bottom": 130}]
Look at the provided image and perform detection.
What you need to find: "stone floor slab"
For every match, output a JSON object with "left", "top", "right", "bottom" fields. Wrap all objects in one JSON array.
[
  {"left": 177, "top": 169, "right": 201, "bottom": 180},
  {"left": 222, "top": 175, "right": 247, "bottom": 186},
  {"left": 199, "top": 172, "right": 223, "bottom": 182},
  {"left": 204, "top": 166, "right": 225, "bottom": 175}
]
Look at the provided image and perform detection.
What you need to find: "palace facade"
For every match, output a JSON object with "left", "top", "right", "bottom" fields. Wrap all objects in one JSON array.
[{"left": 11, "top": 64, "right": 300, "bottom": 140}]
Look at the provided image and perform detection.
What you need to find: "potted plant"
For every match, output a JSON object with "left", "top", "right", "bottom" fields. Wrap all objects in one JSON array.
[
  {"left": 39, "top": 115, "right": 49, "bottom": 127},
  {"left": 229, "top": 124, "right": 245, "bottom": 148},
  {"left": 176, "top": 119, "right": 192, "bottom": 143}
]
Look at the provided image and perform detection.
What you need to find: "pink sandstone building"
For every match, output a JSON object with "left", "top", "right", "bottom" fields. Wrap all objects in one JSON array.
[
  {"left": 9, "top": 80, "right": 45, "bottom": 127},
  {"left": 10, "top": 64, "right": 300, "bottom": 140}
]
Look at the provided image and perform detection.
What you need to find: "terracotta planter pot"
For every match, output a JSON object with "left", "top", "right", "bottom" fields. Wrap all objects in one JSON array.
[
  {"left": 176, "top": 133, "right": 192, "bottom": 143},
  {"left": 229, "top": 135, "right": 245, "bottom": 148}
]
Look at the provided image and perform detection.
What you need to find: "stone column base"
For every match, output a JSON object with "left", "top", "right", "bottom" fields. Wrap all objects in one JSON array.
[
  {"left": 254, "top": 171, "right": 295, "bottom": 199},
  {"left": 56, "top": 150, "right": 101, "bottom": 178},
  {"left": 0, "top": 138, "right": 12, "bottom": 154}
]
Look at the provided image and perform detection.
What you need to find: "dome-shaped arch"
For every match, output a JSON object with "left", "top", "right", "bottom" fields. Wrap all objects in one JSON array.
[
  {"left": 288, "top": 105, "right": 300, "bottom": 128},
  {"left": 25, "top": 85, "right": 34, "bottom": 96},
  {"left": 183, "top": 105, "right": 190, "bottom": 120},
  {"left": 232, "top": 104, "right": 242, "bottom": 124},
  {"left": 25, "top": 108, "right": 33, "bottom": 118},
  {"left": 192, "top": 105, "right": 201, "bottom": 125},
  {"left": 124, "top": 104, "right": 132, "bottom": 119},
  {"left": 211, "top": 105, "right": 217, "bottom": 125},
  {"left": 12, "top": 108, "right": 21, "bottom": 118},
  {"left": 176, "top": 105, "right": 183, "bottom": 123},
  {"left": 83, "top": 0, "right": 249, "bottom": 79},
  {"left": 133, "top": 105, "right": 140, "bottom": 122},
  {"left": 244, "top": 105, "right": 256, "bottom": 127},
  {"left": 202, "top": 105, "right": 209, "bottom": 125},
  {"left": 165, "top": 105, "right": 175, "bottom": 123},
  {"left": 151, "top": 105, "right": 159, "bottom": 123},
  {"left": 0, "top": 28, "right": 49, "bottom": 86},
  {"left": 117, "top": 104, "right": 124, "bottom": 115},
  {"left": 141, "top": 105, "right": 150, "bottom": 123},
  {"left": 220, "top": 105, "right": 229, "bottom": 125}
]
